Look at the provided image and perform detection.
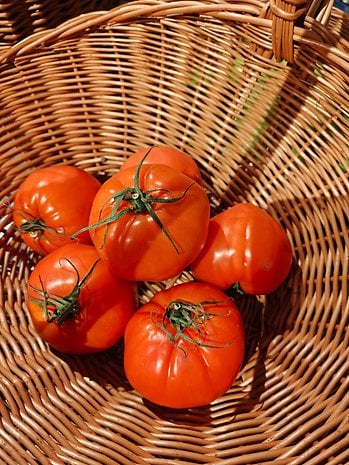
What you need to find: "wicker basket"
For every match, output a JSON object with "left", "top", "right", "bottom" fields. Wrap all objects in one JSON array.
[
  {"left": 0, "top": 1, "right": 348, "bottom": 464},
  {"left": 0, "top": 0, "right": 122, "bottom": 48}
]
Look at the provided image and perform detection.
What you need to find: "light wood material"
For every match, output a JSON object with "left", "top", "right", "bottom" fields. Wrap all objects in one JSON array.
[{"left": 0, "top": 2, "right": 348, "bottom": 464}]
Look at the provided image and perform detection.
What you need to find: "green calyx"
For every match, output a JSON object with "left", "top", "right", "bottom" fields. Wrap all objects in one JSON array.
[
  {"left": 17, "top": 213, "right": 69, "bottom": 243},
  {"left": 19, "top": 218, "right": 47, "bottom": 236},
  {"left": 73, "top": 148, "right": 195, "bottom": 253},
  {"left": 156, "top": 299, "right": 232, "bottom": 349},
  {"left": 28, "top": 258, "right": 100, "bottom": 325}
]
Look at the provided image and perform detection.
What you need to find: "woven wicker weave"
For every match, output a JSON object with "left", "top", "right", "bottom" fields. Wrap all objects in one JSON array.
[
  {"left": 0, "top": 1, "right": 348, "bottom": 464},
  {"left": 0, "top": 0, "right": 121, "bottom": 48},
  {"left": 328, "top": 5, "right": 349, "bottom": 39}
]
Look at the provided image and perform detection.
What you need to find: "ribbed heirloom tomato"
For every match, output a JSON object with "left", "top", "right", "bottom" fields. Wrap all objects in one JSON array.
[
  {"left": 26, "top": 243, "right": 137, "bottom": 354},
  {"left": 120, "top": 145, "right": 203, "bottom": 185},
  {"left": 123, "top": 281, "right": 245, "bottom": 409},
  {"left": 86, "top": 158, "right": 210, "bottom": 282},
  {"left": 13, "top": 164, "right": 101, "bottom": 255},
  {"left": 191, "top": 202, "right": 293, "bottom": 294}
]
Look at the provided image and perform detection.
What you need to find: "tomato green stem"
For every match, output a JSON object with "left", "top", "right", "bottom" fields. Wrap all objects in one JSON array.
[
  {"left": 72, "top": 148, "right": 195, "bottom": 253},
  {"left": 19, "top": 217, "right": 47, "bottom": 235},
  {"left": 229, "top": 282, "right": 245, "bottom": 296},
  {"left": 155, "top": 299, "right": 232, "bottom": 349},
  {"left": 17, "top": 211, "right": 71, "bottom": 244},
  {"left": 28, "top": 258, "right": 100, "bottom": 325}
]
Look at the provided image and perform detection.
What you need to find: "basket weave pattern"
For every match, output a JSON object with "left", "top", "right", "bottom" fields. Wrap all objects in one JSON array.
[
  {"left": 0, "top": 0, "right": 121, "bottom": 48},
  {"left": 0, "top": 1, "right": 348, "bottom": 464}
]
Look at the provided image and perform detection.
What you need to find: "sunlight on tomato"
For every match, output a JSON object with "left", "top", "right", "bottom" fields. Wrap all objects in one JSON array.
[
  {"left": 26, "top": 243, "right": 137, "bottom": 354},
  {"left": 191, "top": 203, "right": 293, "bottom": 294},
  {"left": 124, "top": 281, "right": 245, "bottom": 408},
  {"left": 120, "top": 145, "right": 203, "bottom": 185},
  {"left": 88, "top": 163, "right": 210, "bottom": 281},
  {"left": 13, "top": 164, "right": 101, "bottom": 255}
]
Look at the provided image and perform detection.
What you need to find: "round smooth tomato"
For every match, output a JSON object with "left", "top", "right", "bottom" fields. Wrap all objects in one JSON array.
[
  {"left": 120, "top": 145, "right": 203, "bottom": 185},
  {"left": 123, "top": 281, "right": 245, "bottom": 409},
  {"left": 191, "top": 203, "right": 293, "bottom": 294},
  {"left": 26, "top": 243, "right": 137, "bottom": 354},
  {"left": 86, "top": 162, "right": 210, "bottom": 282},
  {"left": 13, "top": 164, "right": 101, "bottom": 255}
]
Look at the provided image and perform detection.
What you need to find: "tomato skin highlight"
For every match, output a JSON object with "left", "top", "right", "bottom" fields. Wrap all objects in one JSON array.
[
  {"left": 89, "top": 164, "right": 210, "bottom": 282},
  {"left": 120, "top": 145, "right": 203, "bottom": 185},
  {"left": 123, "top": 282, "right": 245, "bottom": 409},
  {"left": 13, "top": 165, "right": 101, "bottom": 255},
  {"left": 26, "top": 243, "right": 137, "bottom": 354},
  {"left": 191, "top": 203, "right": 293, "bottom": 294}
]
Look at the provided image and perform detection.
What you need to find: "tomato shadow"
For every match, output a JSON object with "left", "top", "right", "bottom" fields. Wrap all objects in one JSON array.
[
  {"left": 230, "top": 257, "right": 302, "bottom": 413},
  {"left": 56, "top": 340, "right": 131, "bottom": 392}
]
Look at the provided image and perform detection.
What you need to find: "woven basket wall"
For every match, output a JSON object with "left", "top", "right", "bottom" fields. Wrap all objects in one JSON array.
[
  {"left": 0, "top": 1, "right": 348, "bottom": 464},
  {"left": 0, "top": 0, "right": 121, "bottom": 48}
]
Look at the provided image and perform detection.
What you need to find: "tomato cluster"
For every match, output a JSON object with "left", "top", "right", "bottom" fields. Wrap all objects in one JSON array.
[{"left": 14, "top": 145, "right": 293, "bottom": 409}]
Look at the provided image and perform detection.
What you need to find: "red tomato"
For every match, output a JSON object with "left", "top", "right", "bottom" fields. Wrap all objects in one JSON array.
[
  {"left": 87, "top": 163, "right": 210, "bottom": 282},
  {"left": 191, "top": 203, "right": 293, "bottom": 294},
  {"left": 124, "top": 281, "right": 245, "bottom": 408},
  {"left": 13, "top": 165, "right": 101, "bottom": 255},
  {"left": 26, "top": 243, "right": 137, "bottom": 354},
  {"left": 120, "top": 145, "right": 203, "bottom": 185}
]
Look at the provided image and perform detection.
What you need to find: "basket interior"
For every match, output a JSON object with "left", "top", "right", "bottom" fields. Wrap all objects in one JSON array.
[{"left": 0, "top": 8, "right": 348, "bottom": 465}]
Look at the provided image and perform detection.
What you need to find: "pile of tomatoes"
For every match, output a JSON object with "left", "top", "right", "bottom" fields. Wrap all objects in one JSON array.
[{"left": 13, "top": 146, "right": 293, "bottom": 409}]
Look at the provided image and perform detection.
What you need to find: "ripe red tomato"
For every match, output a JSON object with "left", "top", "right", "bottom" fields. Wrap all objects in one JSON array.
[
  {"left": 191, "top": 203, "right": 293, "bottom": 294},
  {"left": 13, "top": 164, "right": 101, "bottom": 255},
  {"left": 87, "top": 163, "right": 210, "bottom": 281},
  {"left": 26, "top": 243, "right": 137, "bottom": 354},
  {"left": 123, "top": 281, "right": 245, "bottom": 409},
  {"left": 120, "top": 145, "right": 203, "bottom": 185}
]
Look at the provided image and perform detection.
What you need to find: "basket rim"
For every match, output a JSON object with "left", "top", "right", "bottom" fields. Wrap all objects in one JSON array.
[{"left": 0, "top": 0, "right": 348, "bottom": 67}]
